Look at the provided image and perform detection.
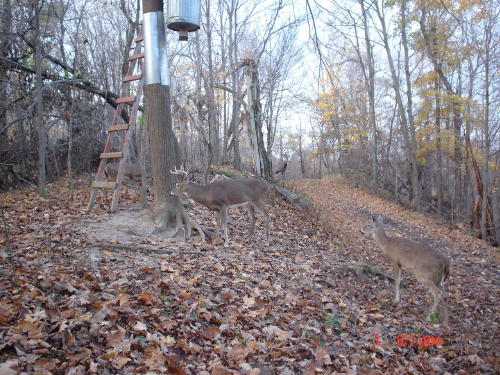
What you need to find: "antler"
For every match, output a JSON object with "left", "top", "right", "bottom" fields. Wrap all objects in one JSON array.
[{"left": 170, "top": 166, "right": 188, "bottom": 176}]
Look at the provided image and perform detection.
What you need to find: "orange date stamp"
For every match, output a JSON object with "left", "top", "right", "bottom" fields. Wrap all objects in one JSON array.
[{"left": 374, "top": 333, "right": 442, "bottom": 347}]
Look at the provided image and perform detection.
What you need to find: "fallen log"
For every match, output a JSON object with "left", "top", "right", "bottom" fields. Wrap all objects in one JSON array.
[{"left": 271, "top": 183, "right": 310, "bottom": 209}]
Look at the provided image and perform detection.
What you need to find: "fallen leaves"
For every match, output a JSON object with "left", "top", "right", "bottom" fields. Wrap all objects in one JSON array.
[{"left": 0, "top": 175, "right": 497, "bottom": 373}]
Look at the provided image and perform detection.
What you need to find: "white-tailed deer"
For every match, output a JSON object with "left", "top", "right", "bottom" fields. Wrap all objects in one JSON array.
[
  {"left": 105, "top": 161, "right": 142, "bottom": 182},
  {"left": 361, "top": 215, "right": 450, "bottom": 324},
  {"left": 171, "top": 168, "right": 270, "bottom": 246}
]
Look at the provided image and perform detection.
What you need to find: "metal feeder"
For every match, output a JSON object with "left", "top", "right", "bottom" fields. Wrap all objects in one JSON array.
[{"left": 167, "top": 0, "right": 200, "bottom": 41}]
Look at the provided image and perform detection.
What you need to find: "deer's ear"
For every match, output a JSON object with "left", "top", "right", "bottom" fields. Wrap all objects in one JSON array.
[
  {"left": 371, "top": 214, "right": 377, "bottom": 223},
  {"left": 376, "top": 215, "right": 383, "bottom": 224}
]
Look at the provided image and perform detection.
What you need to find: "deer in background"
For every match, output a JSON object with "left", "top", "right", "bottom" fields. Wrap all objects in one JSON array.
[
  {"left": 171, "top": 168, "right": 270, "bottom": 246},
  {"left": 104, "top": 161, "right": 142, "bottom": 182},
  {"left": 361, "top": 215, "right": 450, "bottom": 324}
]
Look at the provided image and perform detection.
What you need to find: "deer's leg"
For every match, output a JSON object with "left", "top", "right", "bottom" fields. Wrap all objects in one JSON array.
[
  {"left": 184, "top": 217, "right": 192, "bottom": 239},
  {"left": 253, "top": 200, "right": 270, "bottom": 242},
  {"left": 214, "top": 210, "right": 221, "bottom": 241},
  {"left": 171, "top": 212, "right": 185, "bottom": 240},
  {"left": 393, "top": 265, "right": 401, "bottom": 303},
  {"left": 425, "top": 281, "right": 449, "bottom": 324},
  {"left": 191, "top": 221, "right": 206, "bottom": 242},
  {"left": 246, "top": 204, "right": 256, "bottom": 238},
  {"left": 220, "top": 207, "right": 229, "bottom": 246}
]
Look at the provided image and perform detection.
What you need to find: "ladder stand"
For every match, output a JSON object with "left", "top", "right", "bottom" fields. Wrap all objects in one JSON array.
[{"left": 87, "top": 24, "right": 145, "bottom": 212}]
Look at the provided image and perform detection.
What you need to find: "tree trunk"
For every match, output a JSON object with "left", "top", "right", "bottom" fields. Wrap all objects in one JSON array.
[
  {"left": 34, "top": 0, "right": 46, "bottom": 197},
  {"left": 205, "top": 0, "right": 219, "bottom": 164},
  {"left": 138, "top": 116, "right": 149, "bottom": 207},
  {"left": 359, "top": 0, "right": 377, "bottom": 187},
  {"left": 227, "top": 2, "right": 241, "bottom": 170},
  {"left": 375, "top": 1, "right": 419, "bottom": 208},
  {"left": 400, "top": 0, "right": 420, "bottom": 208},
  {"left": 66, "top": 113, "right": 74, "bottom": 201},
  {"left": 244, "top": 59, "right": 272, "bottom": 180},
  {"left": 146, "top": 84, "right": 180, "bottom": 205},
  {"left": 0, "top": 0, "right": 12, "bottom": 164},
  {"left": 143, "top": 0, "right": 180, "bottom": 207},
  {"left": 435, "top": 80, "right": 443, "bottom": 215},
  {"left": 299, "top": 133, "right": 305, "bottom": 176},
  {"left": 481, "top": 18, "right": 492, "bottom": 242},
  {"left": 419, "top": 6, "right": 465, "bottom": 217}
]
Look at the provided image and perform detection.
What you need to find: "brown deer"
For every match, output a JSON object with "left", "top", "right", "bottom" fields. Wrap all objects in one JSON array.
[
  {"left": 361, "top": 215, "right": 450, "bottom": 324},
  {"left": 104, "top": 161, "right": 142, "bottom": 182},
  {"left": 171, "top": 168, "right": 270, "bottom": 246}
]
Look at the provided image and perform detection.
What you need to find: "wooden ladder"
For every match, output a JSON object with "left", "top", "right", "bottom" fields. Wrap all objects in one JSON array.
[{"left": 87, "top": 24, "right": 145, "bottom": 212}]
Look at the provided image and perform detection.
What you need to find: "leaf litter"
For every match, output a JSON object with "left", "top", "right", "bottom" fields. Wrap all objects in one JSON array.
[{"left": 0, "top": 175, "right": 497, "bottom": 374}]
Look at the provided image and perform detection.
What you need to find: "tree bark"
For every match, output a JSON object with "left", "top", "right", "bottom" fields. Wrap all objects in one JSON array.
[
  {"left": 205, "top": 0, "right": 219, "bottom": 164},
  {"left": 143, "top": 0, "right": 180, "bottom": 207},
  {"left": 481, "top": 16, "right": 492, "bottom": 242},
  {"left": 145, "top": 84, "right": 180, "bottom": 205},
  {"left": 359, "top": 0, "right": 377, "bottom": 187},
  {"left": 34, "top": 0, "right": 46, "bottom": 197},
  {"left": 227, "top": 0, "right": 241, "bottom": 170},
  {"left": 0, "top": 0, "right": 12, "bottom": 162},
  {"left": 400, "top": 0, "right": 419, "bottom": 207}
]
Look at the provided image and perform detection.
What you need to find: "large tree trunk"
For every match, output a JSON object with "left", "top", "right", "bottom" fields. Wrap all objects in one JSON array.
[
  {"left": 143, "top": 0, "right": 180, "bottom": 207},
  {"left": 146, "top": 83, "right": 180, "bottom": 205}
]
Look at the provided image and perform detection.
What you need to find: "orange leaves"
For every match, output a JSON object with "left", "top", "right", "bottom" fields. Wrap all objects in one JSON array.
[
  {"left": 138, "top": 291, "right": 155, "bottom": 305},
  {"left": 200, "top": 325, "right": 221, "bottom": 341},
  {"left": 144, "top": 344, "right": 164, "bottom": 370}
]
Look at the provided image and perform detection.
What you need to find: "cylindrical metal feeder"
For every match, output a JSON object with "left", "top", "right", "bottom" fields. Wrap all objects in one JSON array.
[{"left": 167, "top": 0, "right": 200, "bottom": 41}]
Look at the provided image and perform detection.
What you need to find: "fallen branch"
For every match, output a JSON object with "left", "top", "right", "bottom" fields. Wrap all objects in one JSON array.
[
  {"left": 85, "top": 243, "right": 206, "bottom": 255},
  {"left": 271, "top": 183, "right": 310, "bottom": 209},
  {"left": 337, "top": 263, "right": 395, "bottom": 281},
  {"left": 316, "top": 263, "right": 395, "bottom": 285}
]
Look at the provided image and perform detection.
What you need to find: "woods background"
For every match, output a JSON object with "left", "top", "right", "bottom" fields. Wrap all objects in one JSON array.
[{"left": 0, "top": 0, "right": 498, "bottom": 245}]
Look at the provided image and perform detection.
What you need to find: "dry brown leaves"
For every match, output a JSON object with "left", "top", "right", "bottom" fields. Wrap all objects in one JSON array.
[{"left": 0, "top": 175, "right": 497, "bottom": 374}]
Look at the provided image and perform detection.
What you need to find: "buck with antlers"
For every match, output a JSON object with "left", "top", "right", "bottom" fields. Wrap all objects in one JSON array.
[
  {"left": 171, "top": 168, "right": 270, "bottom": 246},
  {"left": 361, "top": 215, "right": 450, "bottom": 324}
]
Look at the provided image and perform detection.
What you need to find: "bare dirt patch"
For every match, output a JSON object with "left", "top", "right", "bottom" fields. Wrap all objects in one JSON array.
[{"left": 82, "top": 208, "right": 178, "bottom": 243}]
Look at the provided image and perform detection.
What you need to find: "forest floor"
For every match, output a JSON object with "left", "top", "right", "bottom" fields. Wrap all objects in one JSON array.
[{"left": 0, "top": 175, "right": 498, "bottom": 375}]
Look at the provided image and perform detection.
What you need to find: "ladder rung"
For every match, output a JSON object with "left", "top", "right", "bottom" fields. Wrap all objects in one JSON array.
[
  {"left": 92, "top": 181, "right": 116, "bottom": 189},
  {"left": 116, "top": 96, "right": 135, "bottom": 104},
  {"left": 135, "top": 35, "right": 144, "bottom": 42},
  {"left": 100, "top": 152, "right": 123, "bottom": 159},
  {"left": 123, "top": 75, "right": 142, "bottom": 83},
  {"left": 107, "top": 124, "right": 129, "bottom": 132},
  {"left": 129, "top": 53, "right": 144, "bottom": 61}
]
